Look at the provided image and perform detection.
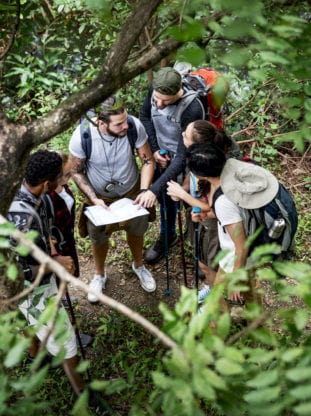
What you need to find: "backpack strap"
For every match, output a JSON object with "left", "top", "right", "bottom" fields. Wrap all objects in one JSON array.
[
  {"left": 126, "top": 115, "right": 138, "bottom": 152},
  {"left": 80, "top": 115, "right": 138, "bottom": 160},
  {"left": 80, "top": 119, "right": 92, "bottom": 160},
  {"left": 173, "top": 90, "right": 205, "bottom": 124},
  {"left": 9, "top": 200, "right": 44, "bottom": 236},
  {"left": 211, "top": 186, "right": 224, "bottom": 217}
]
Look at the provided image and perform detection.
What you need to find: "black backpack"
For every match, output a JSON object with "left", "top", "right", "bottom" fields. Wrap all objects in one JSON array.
[
  {"left": 212, "top": 183, "right": 298, "bottom": 255},
  {"left": 80, "top": 111, "right": 138, "bottom": 160}
]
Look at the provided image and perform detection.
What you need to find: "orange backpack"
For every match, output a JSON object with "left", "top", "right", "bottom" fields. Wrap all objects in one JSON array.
[{"left": 182, "top": 67, "right": 229, "bottom": 128}]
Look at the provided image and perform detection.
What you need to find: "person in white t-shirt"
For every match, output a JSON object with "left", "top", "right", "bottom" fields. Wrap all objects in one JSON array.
[
  {"left": 188, "top": 142, "right": 280, "bottom": 309},
  {"left": 187, "top": 143, "right": 248, "bottom": 306},
  {"left": 69, "top": 97, "right": 156, "bottom": 302}
]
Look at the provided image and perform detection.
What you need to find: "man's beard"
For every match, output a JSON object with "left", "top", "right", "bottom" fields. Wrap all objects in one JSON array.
[{"left": 106, "top": 125, "right": 128, "bottom": 138}]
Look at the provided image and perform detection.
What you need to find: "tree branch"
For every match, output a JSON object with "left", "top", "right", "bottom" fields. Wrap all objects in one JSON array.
[
  {"left": 107, "top": 0, "right": 162, "bottom": 71},
  {"left": 0, "top": 214, "right": 177, "bottom": 350}
]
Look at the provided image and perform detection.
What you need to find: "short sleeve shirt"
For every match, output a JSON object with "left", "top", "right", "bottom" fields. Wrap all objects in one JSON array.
[
  {"left": 69, "top": 116, "right": 148, "bottom": 198},
  {"left": 214, "top": 193, "right": 243, "bottom": 273}
]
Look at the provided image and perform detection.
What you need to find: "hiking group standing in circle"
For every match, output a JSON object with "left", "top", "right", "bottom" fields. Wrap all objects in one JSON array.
[{"left": 6, "top": 64, "right": 298, "bottom": 413}]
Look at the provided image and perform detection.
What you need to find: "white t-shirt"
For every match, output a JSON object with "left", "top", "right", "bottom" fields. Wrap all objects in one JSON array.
[
  {"left": 214, "top": 193, "right": 244, "bottom": 273},
  {"left": 69, "top": 116, "right": 148, "bottom": 198},
  {"left": 58, "top": 187, "right": 74, "bottom": 212}
]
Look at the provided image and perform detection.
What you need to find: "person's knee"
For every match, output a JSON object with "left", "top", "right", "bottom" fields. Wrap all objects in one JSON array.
[{"left": 126, "top": 215, "right": 148, "bottom": 236}]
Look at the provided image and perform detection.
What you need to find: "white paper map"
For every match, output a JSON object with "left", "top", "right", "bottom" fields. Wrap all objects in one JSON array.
[{"left": 84, "top": 198, "right": 149, "bottom": 226}]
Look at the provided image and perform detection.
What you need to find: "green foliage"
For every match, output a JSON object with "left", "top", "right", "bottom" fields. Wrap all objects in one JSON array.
[
  {"left": 149, "top": 259, "right": 311, "bottom": 416},
  {"left": 1, "top": 0, "right": 310, "bottom": 414}
]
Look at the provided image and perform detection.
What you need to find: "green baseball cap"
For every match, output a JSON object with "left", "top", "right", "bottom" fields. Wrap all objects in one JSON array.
[{"left": 153, "top": 67, "right": 182, "bottom": 95}]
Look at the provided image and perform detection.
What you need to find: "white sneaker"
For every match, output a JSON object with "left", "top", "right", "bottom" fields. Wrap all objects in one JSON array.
[
  {"left": 132, "top": 263, "right": 156, "bottom": 292},
  {"left": 198, "top": 284, "right": 211, "bottom": 304},
  {"left": 87, "top": 274, "right": 107, "bottom": 303}
]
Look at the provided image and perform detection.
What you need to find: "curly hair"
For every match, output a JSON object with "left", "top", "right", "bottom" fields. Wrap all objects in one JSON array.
[{"left": 25, "top": 150, "right": 62, "bottom": 187}]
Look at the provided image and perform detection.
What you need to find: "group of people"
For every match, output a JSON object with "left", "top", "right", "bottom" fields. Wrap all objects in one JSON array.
[{"left": 7, "top": 65, "right": 296, "bottom": 413}]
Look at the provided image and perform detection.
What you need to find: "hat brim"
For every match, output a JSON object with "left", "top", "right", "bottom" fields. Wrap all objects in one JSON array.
[{"left": 220, "top": 159, "right": 279, "bottom": 209}]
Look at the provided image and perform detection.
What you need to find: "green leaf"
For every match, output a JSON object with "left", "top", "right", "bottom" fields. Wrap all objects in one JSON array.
[
  {"left": 178, "top": 46, "right": 206, "bottom": 67},
  {"left": 4, "top": 338, "right": 29, "bottom": 367},
  {"left": 0, "top": 222, "right": 15, "bottom": 236},
  {"left": 289, "top": 384, "right": 311, "bottom": 400},
  {"left": 0, "top": 237, "right": 10, "bottom": 248},
  {"left": 293, "top": 402, "right": 311, "bottom": 416},
  {"left": 286, "top": 367, "right": 311, "bottom": 382},
  {"left": 251, "top": 328, "right": 277, "bottom": 346},
  {"left": 102, "top": 378, "right": 128, "bottom": 394},
  {"left": 282, "top": 347, "right": 304, "bottom": 362},
  {"left": 216, "top": 312, "right": 230, "bottom": 339},
  {"left": 90, "top": 379, "right": 111, "bottom": 391},
  {"left": 24, "top": 367, "right": 49, "bottom": 392},
  {"left": 293, "top": 309, "right": 309, "bottom": 331},
  {"left": 215, "top": 357, "right": 243, "bottom": 375},
  {"left": 15, "top": 244, "right": 31, "bottom": 256},
  {"left": 273, "top": 261, "right": 311, "bottom": 280},
  {"left": 72, "top": 389, "right": 89, "bottom": 416},
  {"left": 202, "top": 368, "right": 227, "bottom": 391},
  {"left": 192, "top": 371, "right": 216, "bottom": 400},
  {"left": 259, "top": 51, "right": 289, "bottom": 65},
  {"left": 245, "top": 386, "right": 281, "bottom": 403},
  {"left": 247, "top": 369, "right": 279, "bottom": 388},
  {"left": 76, "top": 359, "right": 90, "bottom": 373},
  {"left": 6, "top": 263, "right": 19, "bottom": 281}
]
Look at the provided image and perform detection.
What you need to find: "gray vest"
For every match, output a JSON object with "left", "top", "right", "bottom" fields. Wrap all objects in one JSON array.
[{"left": 151, "top": 90, "right": 204, "bottom": 154}]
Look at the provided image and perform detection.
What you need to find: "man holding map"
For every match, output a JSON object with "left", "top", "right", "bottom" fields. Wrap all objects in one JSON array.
[{"left": 69, "top": 97, "right": 156, "bottom": 302}]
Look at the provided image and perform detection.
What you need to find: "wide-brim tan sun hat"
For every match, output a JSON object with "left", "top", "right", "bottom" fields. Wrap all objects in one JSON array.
[{"left": 220, "top": 158, "right": 279, "bottom": 209}]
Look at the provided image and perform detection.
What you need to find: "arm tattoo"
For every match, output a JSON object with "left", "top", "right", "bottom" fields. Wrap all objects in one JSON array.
[
  {"left": 70, "top": 154, "right": 97, "bottom": 201},
  {"left": 142, "top": 153, "right": 152, "bottom": 165}
]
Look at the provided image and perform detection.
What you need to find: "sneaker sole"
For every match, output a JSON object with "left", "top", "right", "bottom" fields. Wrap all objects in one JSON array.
[
  {"left": 87, "top": 277, "right": 107, "bottom": 303},
  {"left": 132, "top": 264, "right": 156, "bottom": 293},
  {"left": 140, "top": 283, "right": 156, "bottom": 293}
]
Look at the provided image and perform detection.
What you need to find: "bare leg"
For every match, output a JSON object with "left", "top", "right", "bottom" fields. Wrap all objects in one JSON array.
[
  {"left": 91, "top": 241, "right": 109, "bottom": 275},
  {"left": 214, "top": 267, "right": 229, "bottom": 313},
  {"left": 25, "top": 334, "right": 40, "bottom": 358},
  {"left": 62, "top": 355, "right": 85, "bottom": 395},
  {"left": 199, "top": 260, "right": 216, "bottom": 287},
  {"left": 127, "top": 234, "right": 144, "bottom": 267}
]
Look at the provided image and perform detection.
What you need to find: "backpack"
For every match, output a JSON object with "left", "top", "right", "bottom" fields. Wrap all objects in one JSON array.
[
  {"left": 80, "top": 111, "right": 138, "bottom": 160},
  {"left": 212, "top": 183, "right": 298, "bottom": 255},
  {"left": 175, "top": 67, "right": 229, "bottom": 128}
]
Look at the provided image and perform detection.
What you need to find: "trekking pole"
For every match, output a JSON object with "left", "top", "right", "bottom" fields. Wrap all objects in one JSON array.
[
  {"left": 159, "top": 149, "right": 171, "bottom": 295},
  {"left": 192, "top": 206, "right": 201, "bottom": 293},
  {"left": 64, "top": 290, "right": 86, "bottom": 360},
  {"left": 176, "top": 200, "right": 188, "bottom": 287}
]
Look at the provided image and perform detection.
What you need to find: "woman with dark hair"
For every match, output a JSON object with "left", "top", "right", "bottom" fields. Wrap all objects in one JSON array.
[
  {"left": 187, "top": 142, "right": 248, "bottom": 306},
  {"left": 166, "top": 120, "right": 241, "bottom": 303}
]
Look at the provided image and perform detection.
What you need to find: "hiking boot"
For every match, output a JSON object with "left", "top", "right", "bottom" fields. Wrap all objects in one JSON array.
[
  {"left": 198, "top": 284, "right": 211, "bottom": 304},
  {"left": 144, "top": 233, "right": 178, "bottom": 264},
  {"left": 77, "top": 333, "right": 94, "bottom": 349},
  {"left": 26, "top": 352, "right": 60, "bottom": 372},
  {"left": 88, "top": 274, "right": 107, "bottom": 303},
  {"left": 88, "top": 389, "right": 111, "bottom": 415},
  {"left": 132, "top": 263, "right": 156, "bottom": 292},
  {"left": 61, "top": 295, "right": 77, "bottom": 309}
]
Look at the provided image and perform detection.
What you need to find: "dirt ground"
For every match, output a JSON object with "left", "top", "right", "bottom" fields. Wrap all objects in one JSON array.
[{"left": 69, "top": 232, "right": 192, "bottom": 319}]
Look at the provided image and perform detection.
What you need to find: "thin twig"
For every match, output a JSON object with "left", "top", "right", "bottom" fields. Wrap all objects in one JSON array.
[
  {"left": 0, "top": 0, "right": 21, "bottom": 61},
  {"left": 226, "top": 311, "right": 270, "bottom": 345},
  {"left": 226, "top": 78, "right": 275, "bottom": 122}
]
